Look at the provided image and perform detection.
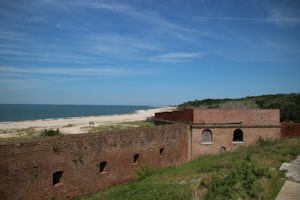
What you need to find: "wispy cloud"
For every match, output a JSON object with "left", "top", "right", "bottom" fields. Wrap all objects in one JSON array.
[
  {"left": 195, "top": 15, "right": 300, "bottom": 28},
  {"left": 265, "top": 7, "right": 300, "bottom": 27},
  {"left": 195, "top": 5, "right": 300, "bottom": 28},
  {"left": 83, "top": 33, "right": 161, "bottom": 58},
  {"left": 78, "top": 1, "right": 201, "bottom": 41},
  {"left": 0, "top": 66, "right": 152, "bottom": 76},
  {"left": 150, "top": 52, "right": 204, "bottom": 62}
]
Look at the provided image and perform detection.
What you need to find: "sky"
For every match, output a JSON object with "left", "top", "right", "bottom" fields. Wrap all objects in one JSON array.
[{"left": 0, "top": 0, "right": 300, "bottom": 105}]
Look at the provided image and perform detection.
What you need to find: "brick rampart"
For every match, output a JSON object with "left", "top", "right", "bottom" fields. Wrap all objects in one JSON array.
[
  {"left": 281, "top": 123, "right": 300, "bottom": 138},
  {"left": 0, "top": 124, "right": 188, "bottom": 200}
]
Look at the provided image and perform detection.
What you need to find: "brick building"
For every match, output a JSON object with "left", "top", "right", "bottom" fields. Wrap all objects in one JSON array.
[
  {"left": 0, "top": 108, "right": 282, "bottom": 199},
  {"left": 155, "top": 108, "right": 281, "bottom": 159}
]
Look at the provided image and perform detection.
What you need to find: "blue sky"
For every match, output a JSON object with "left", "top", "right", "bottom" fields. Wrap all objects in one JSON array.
[{"left": 0, "top": 0, "right": 300, "bottom": 105}]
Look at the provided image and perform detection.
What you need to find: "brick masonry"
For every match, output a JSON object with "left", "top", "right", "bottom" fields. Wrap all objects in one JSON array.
[
  {"left": 281, "top": 123, "right": 300, "bottom": 138},
  {"left": 190, "top": 126, "right": 281, "bottom": 158},
  {"left": 155, "top": 108, "right": 280, "bottom": 126},
  {"left": 155, "top": 109, "right": 281, "bottom": 159},
  {"left": 0, "top": 124, "right": 188, "bottom": 200},
  {"left": 0, "top": 109, "right": 292, "bottom": 200},
  {"left": 192, "top": 109, "right": 280, "bottom": 125}
]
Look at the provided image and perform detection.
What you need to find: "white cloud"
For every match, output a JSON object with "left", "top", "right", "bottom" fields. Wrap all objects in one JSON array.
[
  {"left": 151, "top": 52, "right": 204, "bottom": 62},
  {"left": 0, "top": 66, "right": 153, "bottom": 76}
]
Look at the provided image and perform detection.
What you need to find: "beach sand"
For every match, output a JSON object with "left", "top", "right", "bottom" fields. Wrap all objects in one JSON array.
[{"left": 0, "top": 107, "right": 176, "bottom": 138}]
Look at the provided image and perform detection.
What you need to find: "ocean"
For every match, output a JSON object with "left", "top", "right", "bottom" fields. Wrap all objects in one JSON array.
[{"left": 0, "top": 104, "right": 153, "bottom": 122}]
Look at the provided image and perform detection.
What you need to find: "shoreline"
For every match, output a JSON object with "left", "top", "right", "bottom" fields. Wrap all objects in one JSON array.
[{"left": 0, "top": 106, "right": 176, "bottom": 138}]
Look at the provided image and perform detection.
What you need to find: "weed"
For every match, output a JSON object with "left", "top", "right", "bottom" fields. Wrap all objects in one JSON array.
[
  {"left": 49, "top": 194, "right": 56, "bottom": 200},
  {"left": 73, "top": 156, "right": 84, "bottom": 165}
]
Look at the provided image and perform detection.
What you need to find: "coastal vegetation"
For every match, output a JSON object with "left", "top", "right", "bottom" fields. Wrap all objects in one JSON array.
[
  {"left": 40, "top": 129, "right": 61, "bottom": 137},
  {"left": 0, "top": 120, "right": 154, "bottom": 141},
  {"left": 85, "top": 120, "right": 154, "bottom": 133},
  {"left": 178, "top": 93, "right": 300, "bottom": 122},
  {"left": 76, "top": 137, "right": 300, "bottom": 200}
]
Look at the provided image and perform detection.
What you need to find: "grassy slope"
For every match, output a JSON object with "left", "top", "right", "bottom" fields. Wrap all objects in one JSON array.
[
  {"left": 178, "top": 93, "right": 300, "bottom": 122},
  {"left": 76, "top": 137, "right": 300, "bottom": 200}
]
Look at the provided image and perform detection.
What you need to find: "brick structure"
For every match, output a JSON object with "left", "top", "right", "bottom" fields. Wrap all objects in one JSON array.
[
  {"left": 281, "top": 123, "right": 300, "bottom": 138},
  {"left": 0, "top": 109, "right": 283, "bottom": 199},
  {"left": 155, "top": 109, "right": 281, "bottom": 159},
  {"left": 0, "top": 124, "right": 188, "bottom": 200}
]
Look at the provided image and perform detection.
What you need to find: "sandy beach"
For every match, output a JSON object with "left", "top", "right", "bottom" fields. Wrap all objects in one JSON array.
[{"left": 0, "top": 107, "right": 175, "bottom": 138}]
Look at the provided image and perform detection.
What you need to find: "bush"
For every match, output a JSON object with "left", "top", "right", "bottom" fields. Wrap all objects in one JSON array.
[
  {"left": 205, "top": 156, "right": 270, "bottom": 200},
  {"left": 40, "top": 129, "right": 60, "bottom": 137},
  {"left": 145, "top": 117, "right": 155, "bottom": 123},
  {"left": 135, "top": 164, "right": 154, "bottom": 180}
]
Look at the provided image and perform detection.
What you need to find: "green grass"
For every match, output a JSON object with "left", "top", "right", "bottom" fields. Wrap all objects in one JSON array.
[
  {"left": 85, "top": 121, "right": 155, "bottom": 133},
  {"left": 0, "top": 128, "right": 61, "bottom": 142},
  {"left": 0, "top": 127, "right": 41, "bottom": 141},
  {"left": 76, "top": 137, "right": 300, "bottom": 200},
  {"left": 0, "top": 120, "right": 154, "bottom": 142}
]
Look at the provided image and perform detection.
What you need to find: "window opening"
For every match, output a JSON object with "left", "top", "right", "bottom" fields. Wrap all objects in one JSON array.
[
  {"left": 202, "top": 129, "right": 212, "bottom": 143},
  {"left": 160, "top": 148, "right": 164, "bottom": 157},
  {"left": 100, "top": 161, "right": 107, "bottom": 173},
  {"left": 233, "top": 129, "right": 243, "bottom": 142},
  {"left": 134, "top": 154, "right": 139, "bottom": 164},
  {"left": 220, "top": 146, "right": 226, "bottom": 153},
  {"left": 53, "top": 171, "right": 63, "bottom": 186}
]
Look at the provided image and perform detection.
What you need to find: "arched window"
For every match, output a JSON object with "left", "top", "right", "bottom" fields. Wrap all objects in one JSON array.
[
  {"left": 233, "top": 129, "right": 243, "bottom": 142},
  {"left": 202, "top": 129, "right": 212, "bottom": 143}
]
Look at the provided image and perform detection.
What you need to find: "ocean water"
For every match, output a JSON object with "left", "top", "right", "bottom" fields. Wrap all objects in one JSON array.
[{"left": 0, "top": 104, "right": 152, "bottom": 122}]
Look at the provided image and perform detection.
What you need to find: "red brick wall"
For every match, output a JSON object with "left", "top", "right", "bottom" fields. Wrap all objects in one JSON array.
[
  {"left": 155, "top": 109, "right": 193, "bottom": 123},
  {"left": 281, "top": 123, "right": 300, "bottom": 138},
  {"left": 155, "top": 109, "right": 280, "bottom": 126},
  {"left": 190, "top": 126, "right": 281, "bottom": 158},
  {"left": 193, "top": 109, "right": 280, "bottom": 125},
  {"left": 0, "top": 124, "right": 188, "bottom": 200}
]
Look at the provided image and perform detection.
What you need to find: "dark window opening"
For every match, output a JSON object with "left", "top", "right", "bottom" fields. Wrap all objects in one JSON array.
[
  {"left": 100, "top": 161, "right": 107, "bottom": 173},
  {"left": 53, "top": 171, "right": 63, "bottom": 185},
  {"left": 202, "top": 129, "right": 212, "bottom": 143},
  {"left": 134, "top": 154, "right": 139, "bottom": 164},
  {"left": 233, "top": 129, "right": 243, "bottom": 142},
  {"left": 160, "top": 148, "right": 164, "bottom": 156}
]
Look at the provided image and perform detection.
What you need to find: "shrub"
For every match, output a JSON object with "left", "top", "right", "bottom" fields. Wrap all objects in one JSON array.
[
  {"left": 40, "top": 129, "right": 60, "bottom": 137},
  {"left": 205, "top": 156, "right": 270, "bottom": 200},
  {"left": 145, "top": 117, "right": 155, "bottom": 123},
  {"left": 135, "top": 164, "right": 154, "bottom": 180},
  {"left": 257, "top": 136, "right": 278, "bottom": 146}
]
